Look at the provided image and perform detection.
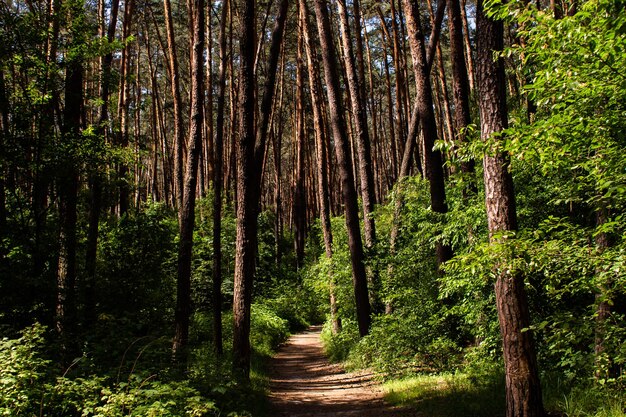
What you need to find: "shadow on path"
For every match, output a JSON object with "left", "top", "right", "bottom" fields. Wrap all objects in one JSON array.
[{"left": 269, "top": 326, "right": 418, "bottom": 417}]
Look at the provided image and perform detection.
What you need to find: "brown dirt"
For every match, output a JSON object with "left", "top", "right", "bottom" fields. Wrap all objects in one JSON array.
[{"left": 269, "top": 326, "right": 417, "bottom": 417}]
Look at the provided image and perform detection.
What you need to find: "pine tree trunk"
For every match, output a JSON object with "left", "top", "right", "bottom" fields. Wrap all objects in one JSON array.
[
  {"left": 293, "top": 20, "right": 306, "bottom": 267},
  {"left": 447, "top": 0, "right": 475, "bottom": 189},
  {"left": 172, "top": 0, "right": 205, "bottom": 363},
  {"left": 163, "top": 0, "right": 185, "bottom": 211},
  {"left": 402, "top": 0, "right": 453, "bottom": 267},
  {"left": 301, "top": 0, "right": 340, "bottom": 333},
  {"left": 313, "top": 0, "right": 371, "bottom": 337},
  {"left": 232, "top": 0, "right": 257, "bottom": 377},
  {"left": 212, "top": 0, "right": 229, "bottom": 356},
  {"left": 57, "top": 38, "right": 83, "bottom": 358},
  {"left": 476, "top": 2, "right": 545, "bottom": 416}
]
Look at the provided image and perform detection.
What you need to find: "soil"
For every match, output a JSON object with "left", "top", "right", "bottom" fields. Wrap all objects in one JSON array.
[{"left": 269, "top": 326, "right": 418, "bottom": 417}]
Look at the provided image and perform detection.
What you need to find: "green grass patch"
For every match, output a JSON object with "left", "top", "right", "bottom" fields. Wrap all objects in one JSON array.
[{"left": 383, "top": 372, "right": 506, "bottom": 417}]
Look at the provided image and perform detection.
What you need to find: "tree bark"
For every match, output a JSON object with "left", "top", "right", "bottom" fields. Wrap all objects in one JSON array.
[
  {"left": 313, "top": 0, "right": 371, "bottom": 337},
  {"left": 301, "top": 0, "right": 340, "bottom": 333},
  {"left": 447, "top": 0, "right": 475, "bottom": 190},
  {"left": 336, "top": 0, "right": 379, "bottom": 310},
  {"left": 476, "top": 2, "right": 545, "bottom": 416},
  {"left": 117, "top": 0, "right": 134, "bottom": 216},
  {"left": 293, "top": 18, "right": 306, "bottom": 267},
  {"left": 232, "top": 0, "right": 257, "bottom": 378},
  {"left": 56, "top": 1, "right": 84, "bottom": 355},
  {"left": 212, "top": 0, "right": 229, "bottom": 357},
  {"left": 172, "top": 0, "right": 205, "bottom": 363},
  {"left": 163, "top": 0, "right": 185, "bottom": 211},
  {"left": 401, "top": 0, "right": 453, "bottom": 267},
  {"left": 232, "top": 0, "right": 288, "bottom": 379}
]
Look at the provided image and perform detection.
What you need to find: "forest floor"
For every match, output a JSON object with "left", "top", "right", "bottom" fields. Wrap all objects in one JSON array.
[{"left": 269, "top": 326, "right": 418, "bottom": 417}]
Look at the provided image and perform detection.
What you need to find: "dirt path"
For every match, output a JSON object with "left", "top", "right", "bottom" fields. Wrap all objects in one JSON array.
[{"left": 269, "top": 326, "right": 416, "bottom": 417}]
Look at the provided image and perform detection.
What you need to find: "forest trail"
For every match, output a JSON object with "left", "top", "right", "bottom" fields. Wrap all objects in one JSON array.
[{"left": 269, "top": 326, "right": 417, "bottom": 417}]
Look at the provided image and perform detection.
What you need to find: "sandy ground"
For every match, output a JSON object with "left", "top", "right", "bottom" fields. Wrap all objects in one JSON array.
[{"left": 269, "top": 326, "right": 418, "bottom": 417}]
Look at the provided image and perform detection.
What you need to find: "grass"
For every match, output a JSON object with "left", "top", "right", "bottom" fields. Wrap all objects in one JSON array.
[
  {"left": 383, "top": 372, "right": 506, "bottom": 417},
  {"left": 383, "top": 371, "right": 626, "bottom": 417}
]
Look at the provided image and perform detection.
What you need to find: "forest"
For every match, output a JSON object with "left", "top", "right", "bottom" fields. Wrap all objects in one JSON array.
[{"left": 0, "top": 0, "right": 624, "bottom": 415}]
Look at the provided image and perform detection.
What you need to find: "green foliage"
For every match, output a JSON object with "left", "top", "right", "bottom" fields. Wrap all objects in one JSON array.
[
  {"left": 0, "top": 324, "right": 219, "bottom": 416},
  {"left": 249, "top": 303, "right": 290, "bottom": 358},
  {"left": 320, "top": 320, "right": 360, "bottom": 363},
  {"left": 96, "top": 203, "right": 177, "bottom": 331},
  {"left": 0, "top": 324, "right": 50, "bottom": 415},
  {"left": 347, "top": 315, "right": 462, "bottom": 375}
]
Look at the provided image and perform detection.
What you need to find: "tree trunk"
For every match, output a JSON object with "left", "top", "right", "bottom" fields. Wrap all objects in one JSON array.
[
  {"left": 232, "top": 0, "right": 288, "bottom": 379},
  {"left": 447, "top": 0, "right": 475, "bottom": 190},
  {"left": 401, "top": 0, "right": 453, "bottom": 267},
  {"left": 460, "top": 0, "right": 476, "bottom": 93},
  {"left": 301, "top": 0, "right": 340, "bottom": 333},
  {"left": 172, "top": 0, "right": 205, "bottom": 363},
  {"left": 212, "top": 0, "right": 229, "bottom": 357},
  {"left": 293, "top": 18, "right": 306, "bottom": 267},
  {"left": 163, "top": 0, "right": 185, "bottom": 211},
  {"left": 336, "top": 0, "right": 380, "bottom": 311},
  {"left": 232, "top": 0, "right": 257, "bottom": 378},
  {"left": 313, "top": 0, "right": 371, "bottom": 337},
  {"left": 57, "top": 18, "right": 83, "bottom": 357},
  {"left": 117, "top": 0, "right": 134, "bottom": 216},
  {"left": 476, "top": 2, "right": 545, "bottom": 416},
  {"left": 594, "top": 207, "right": 613, "bottom": 379}
]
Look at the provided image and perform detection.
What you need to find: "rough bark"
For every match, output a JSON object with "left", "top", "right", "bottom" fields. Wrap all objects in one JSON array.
[
  {"left": 172, "top": 0, "right": 205, "bottom": 363},
  {"left": 476, "top": 2, "right": 545, "bottom": 416},
  {"left": 401, "top": 0, "right": 453, "bottom": 267},
  {"left": 336, "top": 0, "right": 379, "bottom": 310},
  {"left": 313, "top": 0, "right": 371, "bottom": 337},
  {"left": 232, "top": 0, "right": 257, "bottom": 378}
]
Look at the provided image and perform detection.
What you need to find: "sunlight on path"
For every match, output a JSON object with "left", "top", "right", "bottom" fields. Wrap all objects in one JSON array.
[{"left": 269, "top": 326, "right": 417, "bottom": 417}]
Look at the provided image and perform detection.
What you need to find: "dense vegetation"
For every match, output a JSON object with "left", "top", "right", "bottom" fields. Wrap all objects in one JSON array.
[{"left": 1, "top": 0, "right": 625, "bottom": 415}]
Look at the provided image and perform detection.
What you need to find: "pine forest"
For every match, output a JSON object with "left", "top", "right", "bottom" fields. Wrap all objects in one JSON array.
[{"left": 0, "top": 0, "right": 625, "bottom": 415}]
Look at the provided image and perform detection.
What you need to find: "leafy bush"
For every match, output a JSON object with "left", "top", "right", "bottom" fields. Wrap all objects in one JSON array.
[
  {"left": 0, "top": 323, "right": 50, "bottom": 415},
  {"left": 320, "top": 319, "right": 360, "bottom": 363},
  {"left": 250, "top": 303, "right": 290, "bottom": 357},
  {"left": 0, "top": 324, "right": 220, "bottom": 416}
]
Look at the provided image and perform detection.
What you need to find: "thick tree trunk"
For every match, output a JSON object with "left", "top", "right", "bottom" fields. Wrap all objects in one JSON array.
[
  {"left": 57, "top": 48, "right": 83, "bottom": 358},
  {"left": 313, "top": 0, "right": 371, "bottom": 337},
  {"left": 476, "top": 2, "right": 545, "bottom": 416},
  {"left": 401, "top": 0, "right": 453, "bottom": 267},
  {"left": 232, "top": 0, "right": 257, "bottom": 378},
  {"left": 337, "top": 0, "right": 379, "bottom": 310},
  {"left": 172, "top": 0, "right": 205, "bottom": 363},
  {"left": 232, "top": 0, "right": 287, "bottom": 379},
  {"left": 212, "top": 0, "right": 229, "bottom": 356}
]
